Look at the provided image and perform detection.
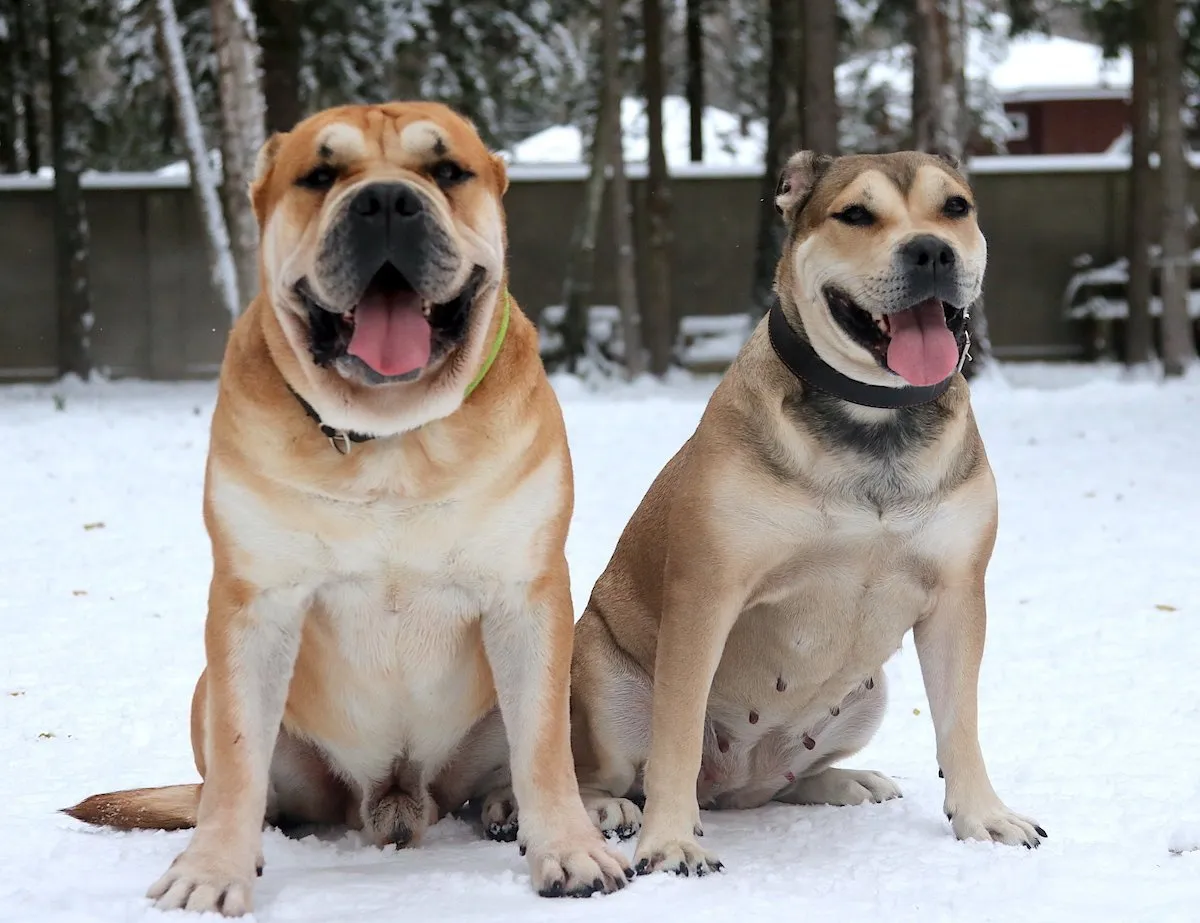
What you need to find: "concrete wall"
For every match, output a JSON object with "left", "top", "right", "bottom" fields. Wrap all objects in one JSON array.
[{"left": 1, "top": 156, "right": 1196, "bottom": 381}]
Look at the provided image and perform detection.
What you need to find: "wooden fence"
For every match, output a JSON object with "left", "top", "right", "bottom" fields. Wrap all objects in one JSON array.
[{"left": 1, "top": 155, "right": 1197, "bottom": 381}]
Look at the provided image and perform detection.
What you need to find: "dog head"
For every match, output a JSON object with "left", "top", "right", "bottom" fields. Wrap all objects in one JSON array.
[
  {"left": 773, "top": 150, "right": 985, "bottom": 389},
  {"left": 250, "top": 102, "right": 510, "bottom": 432}
]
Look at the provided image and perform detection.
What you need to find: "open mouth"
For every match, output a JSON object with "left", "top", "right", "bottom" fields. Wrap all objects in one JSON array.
[
  {"left": 297, "top": 265, "right": 484, "bottom": 382},
  {"left": 823, "top": 286, "right": 968, "bottom": 387}
]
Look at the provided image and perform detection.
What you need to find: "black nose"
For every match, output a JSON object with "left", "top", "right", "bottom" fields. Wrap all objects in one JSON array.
[
  {"left": 900, "top": 234, "right": 956, "bottom": 278},
  {"left": 349, "top": 183, "right": 425, "bottom": 221}
]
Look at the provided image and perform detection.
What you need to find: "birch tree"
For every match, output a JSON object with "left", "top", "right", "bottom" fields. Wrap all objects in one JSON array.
[
  {"left": 154, "top": 0, "right": 240, "bottom": 323},
  {"left": 46, "top": 0, "right": 92, "bottom": 379},
  {"left": 1156, "top": 0, "right": 1197, "bottom": 376},
  {"left": 211, "top": 0, "right": 266, "bottom": 309}
]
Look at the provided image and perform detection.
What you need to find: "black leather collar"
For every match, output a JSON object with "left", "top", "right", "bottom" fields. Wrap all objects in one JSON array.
[
  {"left": 287, "top": 385, "right": 375, "bottom": 455},
  {"left": 767, "top": 298, "right": 966, "bottom": 409}
]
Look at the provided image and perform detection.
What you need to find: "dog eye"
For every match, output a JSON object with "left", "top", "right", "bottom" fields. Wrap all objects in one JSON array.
[
  {"left": 943, "top": 195, "right": 972, "bottom": 218},
  {"left": 834, "top": 205, "right": 875, "bottom": 227},
  {"left": 296, "top": 165, "right": 339, "bottom": 191},
  {"left": 431, "top": 161, "right": 473, "bottom": 189}
]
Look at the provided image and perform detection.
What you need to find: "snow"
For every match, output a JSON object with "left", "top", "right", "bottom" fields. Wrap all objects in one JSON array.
[
  {"left": 991, "top": 33, "right": 1131, "bottom": 100},
  {"left": 1170, "top": 818, "right": 1200, "bottom": 855},
  {"left": 838, "top": 18, "right": 1132, "bottom": 106},
  {"left": 504, "top": 23, "right": 1134, "bottom": 170},
  {"left": 2, "top": 364, "right": 1199, "bottom": 921},
  {"left": 503, "top": 96, "right": 765, "bottom": 168}
]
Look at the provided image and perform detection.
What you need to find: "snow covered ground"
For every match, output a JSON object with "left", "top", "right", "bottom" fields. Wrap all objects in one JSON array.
[{"left": 2, "top": 363, "right": 1199, "bottom": 922}]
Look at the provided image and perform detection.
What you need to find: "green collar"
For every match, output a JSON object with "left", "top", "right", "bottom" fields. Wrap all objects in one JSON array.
[{"left": 464, "top": 288, "right": 511, "bottom": 398}]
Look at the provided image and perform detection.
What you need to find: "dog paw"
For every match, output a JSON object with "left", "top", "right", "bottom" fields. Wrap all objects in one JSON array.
[
  {"left": 583, "top": 794, "right": 643, "bottom": 840},
  {"left": 785, "top": 767, "right": 903, "bottom": 806},
  {"left": 147, "top": 846, "right": 256, "bottom": 916},
  {"left": 633, "top": 831, "right": 723, "bottom": 878},
  {"left": 526, "top": 827, "right": 634, "bottom": 897},
  {"left": 947, "top": 796, "right": 1046, "bottom": 849},
  {"left": 482, "top": 786, "right": 519, "bottom": 842}
]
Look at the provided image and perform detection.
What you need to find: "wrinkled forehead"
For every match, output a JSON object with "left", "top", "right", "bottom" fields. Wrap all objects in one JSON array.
[
  {"left": 810, "top": 158, "right": 974, "bottom": 221},
  {"left": 283, "top": 106, "right": 488, "bottom": 173}
]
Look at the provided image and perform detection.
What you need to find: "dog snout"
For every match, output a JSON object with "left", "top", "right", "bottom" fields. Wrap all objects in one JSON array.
[
  {"left": 900, "top": 234, "right": 956, "bottom": 278},
  {"left": 349, "top": 183, "right": 426, "bottom": 223}
]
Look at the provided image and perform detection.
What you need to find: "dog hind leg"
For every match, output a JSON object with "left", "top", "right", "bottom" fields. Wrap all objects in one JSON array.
[{"left": 775, "top": 671, "right": 901, "bottom": 807}]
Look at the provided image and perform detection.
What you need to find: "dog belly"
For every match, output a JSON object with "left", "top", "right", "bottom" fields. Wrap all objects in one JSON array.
[
  {"left": 284, "top": 578, "right": 497, "bottom": 788},
  {"left": 696, "top": 561, "right": 925, "bottom": 807}
]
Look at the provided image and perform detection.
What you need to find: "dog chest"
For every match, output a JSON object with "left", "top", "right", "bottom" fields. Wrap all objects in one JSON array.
[{"left": 209, "top": 461, "right": 553, "bottom": 593}]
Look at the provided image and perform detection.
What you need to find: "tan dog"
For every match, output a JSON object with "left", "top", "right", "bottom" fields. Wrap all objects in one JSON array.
[
  {"left": 568, "top": 150, "right": 1046, "bottom": 876},
  {"left": 63, "top": 102, "right": 630, "bottom": 914}
]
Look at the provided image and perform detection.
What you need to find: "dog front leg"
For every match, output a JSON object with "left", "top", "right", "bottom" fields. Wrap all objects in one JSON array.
[
  {"left": 147, "top": 577, "right": 307, "bottom": 916},
  {"left": 914, "top": 575, "right": 1045, "bottom": 848},
  {"left": 633, "top": 574, "right": 741, "bottom": 877},
  {"left": 482, "top": 557, "right": 633, "bottom": 897}
]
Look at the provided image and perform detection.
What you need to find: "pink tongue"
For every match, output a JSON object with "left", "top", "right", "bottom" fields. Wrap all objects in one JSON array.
[
  {"left": 347, "top": 291, "right": 432, "bottom": 377},
  {"left": 885, "top": 298, "right": 959, "bottom": 386}
]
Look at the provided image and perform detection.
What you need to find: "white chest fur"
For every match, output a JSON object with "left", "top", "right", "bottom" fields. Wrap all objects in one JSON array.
[{"left": 206, "top": 453, "right": 563, "bottom": 779}]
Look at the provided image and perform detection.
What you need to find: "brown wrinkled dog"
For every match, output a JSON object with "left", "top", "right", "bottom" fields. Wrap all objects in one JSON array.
[
  {"left": 64, "top": 102, "right": 630, "bottom": 914},
  {"left": 569, "top": 150, "right": 1046, "bottom": 876}
]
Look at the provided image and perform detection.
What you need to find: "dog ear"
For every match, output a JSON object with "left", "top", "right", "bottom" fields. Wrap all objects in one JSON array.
[
  {"left": 490, "top": 153, "right": 510, "bottom": 197},
  {"left": 928, "top": 149, "right": 961, "bottom": 171},
  {"left": 249, "top": 133, "right": 284, "bottom": 225},
  {"left": 775, "top": 151, "right": 834, "bottom": 221}
]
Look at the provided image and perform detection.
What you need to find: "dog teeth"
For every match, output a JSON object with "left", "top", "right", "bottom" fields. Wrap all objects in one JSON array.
[{"left": 421, "top": 302, "right": 432, "bottom": 318}]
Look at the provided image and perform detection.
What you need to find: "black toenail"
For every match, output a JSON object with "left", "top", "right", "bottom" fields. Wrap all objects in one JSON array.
[{"left": 1035, "top": 826, "right": 1047, "bottom": 838}]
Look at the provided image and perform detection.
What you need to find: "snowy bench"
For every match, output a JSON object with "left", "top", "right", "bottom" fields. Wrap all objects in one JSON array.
[
  {"left": 537, "top": 305, "right": 753, "bottom": 373},
  {"left": 1062, "top": 249, "right": 1200, "bottom": 359}
]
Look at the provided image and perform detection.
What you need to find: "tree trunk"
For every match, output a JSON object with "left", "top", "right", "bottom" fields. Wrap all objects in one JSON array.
[
  {"left": 643, "top": 0, "right": 674, "bottom": 375},
  {"left": 211, "top": 0, "right": 266, "bottom": 312},
  {"left": 749, "top": 0, "right": 803, "bottom": 319},
  {"left": 14, "top": 0, "right": 40, "bottom": 172},
  {"left": 0, "top": 7, "right": 16, "bottom": 172},
  {"left": 559, "top": 87, "right": 612, "bottom": 372},
  {"left": 802, "top": 0, "right": 839, "bottom": 155},
  {"left": 913, "top": 0, "right": 961, "bottom": 157},
  {"left": 154, "top": 0, "right": 240, "bottom": 323},
  {"left": 1156, "top": 0, "right": 1196, "bottom": 376},
  {"left": 46, "top": 0, "right": 92, "bottom": 380},
  {"left": 1125, "top": 4, "right": 1155, "bottom": 366},
  {"left": 254, "top": 0, "right": 302, "bottom": 133},
  {"left": 911, "top": 0, "right": 993, "bottom": 377},
  {"left": 686, "top": 0, "right": 704, "bottom": 163},
  {"left": 602, "top": 0, "right": 646, "bottom": 378}
]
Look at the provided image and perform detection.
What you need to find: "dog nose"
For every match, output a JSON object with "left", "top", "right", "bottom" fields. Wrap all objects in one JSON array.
[
  {"left": 349, "top": 183, "right": 425, "bottom": 221},
  {"left": 900, "top": 234, "right": 956, "bottom": 278}
]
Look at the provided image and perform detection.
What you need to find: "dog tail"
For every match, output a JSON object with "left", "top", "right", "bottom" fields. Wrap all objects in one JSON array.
[{"left": 61, "top": 784, "right": 201, "bottom": 831}]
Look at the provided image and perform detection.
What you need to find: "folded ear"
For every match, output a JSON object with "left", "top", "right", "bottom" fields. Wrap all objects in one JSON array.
[
  {"left": 490, "top": 153, "right": 510, "bottom": 197},
  {"left": 249, "top": 132, "right": 284, "bottom": 225},
  {"left": 775, "top": 151, "right": 835, "bottom": 222},
  {"left": 928, "top": 149, "right": 961, "bottom": 171}
]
